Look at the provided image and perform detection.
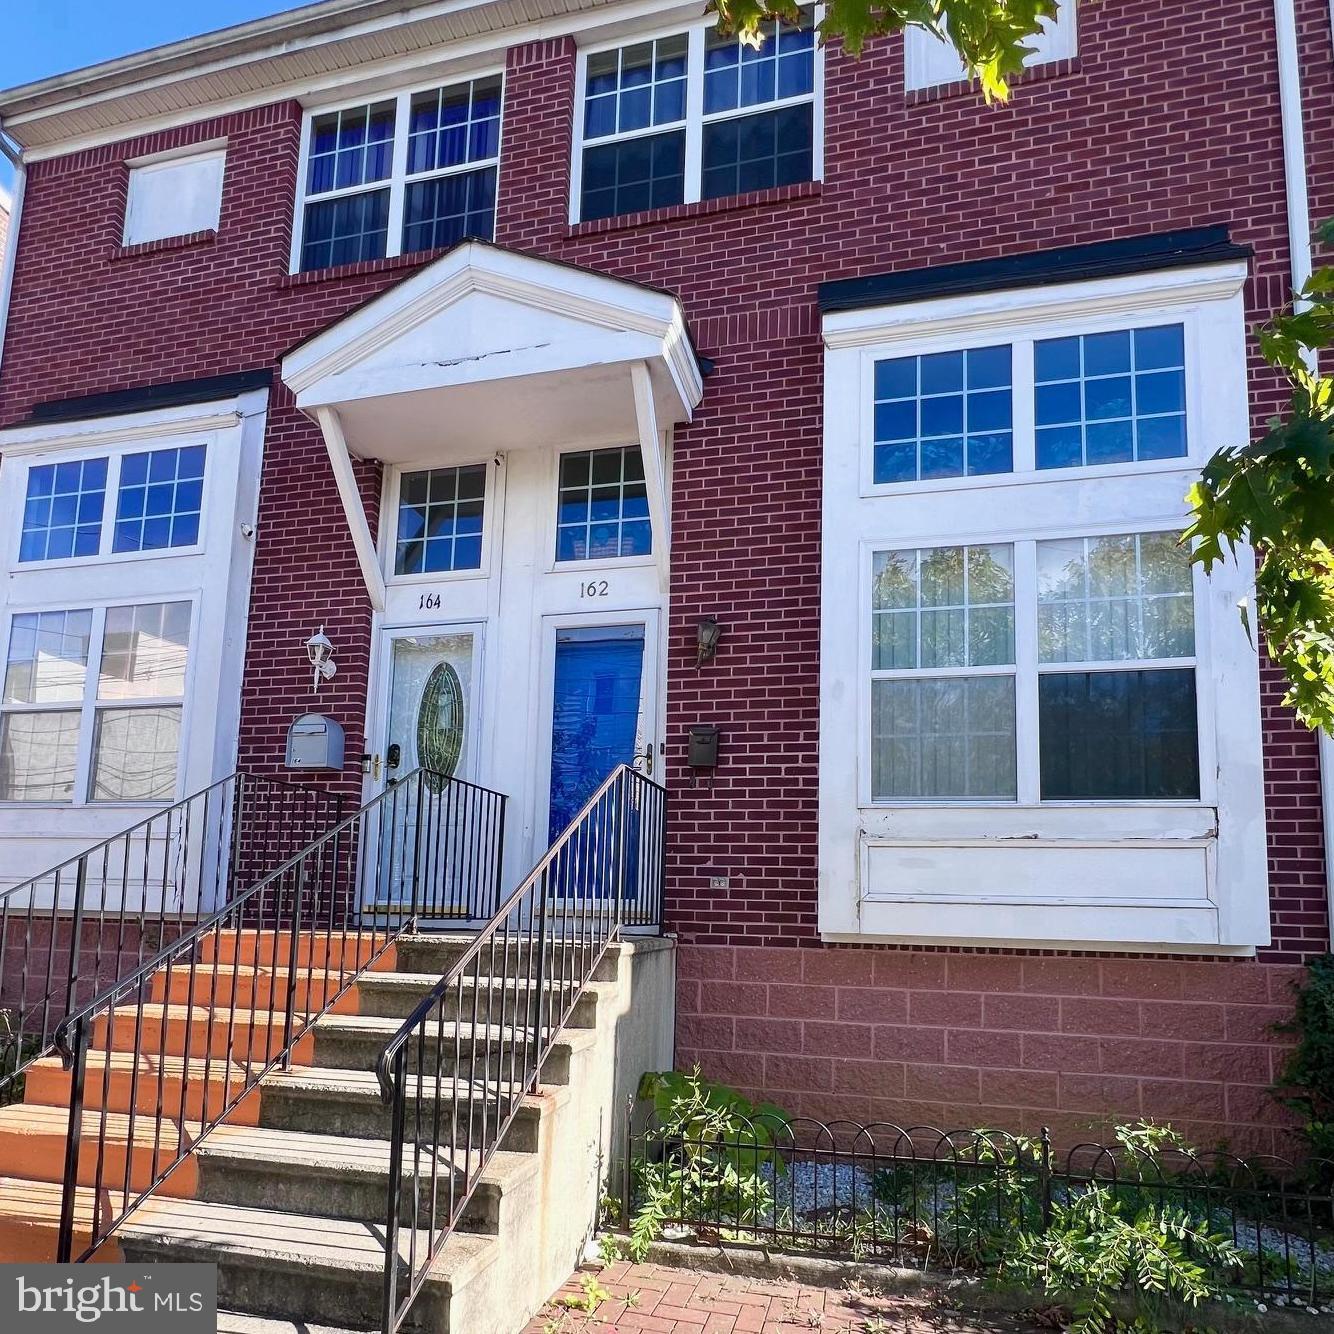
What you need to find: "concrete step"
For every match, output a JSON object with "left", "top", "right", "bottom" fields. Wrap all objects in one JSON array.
[
  {"left": 196, "top": 1122, "right": 537, "bottom": 1232},
  {"left": 255, "top": 1065, "right": 558, "bottom": 1152},
  {"left": 353, "top": 970, "right": 599, "bottom": 1028},
  {"left": 393, "top": 933, "right": 623, "bottom": 984},
  {"left": 311, "top": 1013, "right": 593, "bottom": 1085},
  {"left": 24, "top": 1049, "right": 260, "bottom": 1124},
  {"left": 217, "top": 1313, "right": 371, "bottom": 1334},
  {"left": 92, "top": 1003, "right": 314, "bottom": 1064},
  {"left": 117, "top": 1194, "right": 498, "bottom": 1331},
  {"left": 0, "top": 1102, "right": 200, "bottom": 1196}
]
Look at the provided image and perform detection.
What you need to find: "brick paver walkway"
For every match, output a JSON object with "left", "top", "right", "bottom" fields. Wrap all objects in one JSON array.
[{"left": 525, "top": 1261, "right": 1048, "bottom": 1334}]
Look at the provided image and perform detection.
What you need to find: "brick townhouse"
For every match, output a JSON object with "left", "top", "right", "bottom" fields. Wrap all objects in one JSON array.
[{"left": 0, "top": 0, "right": 1330, "bottom": 1164}]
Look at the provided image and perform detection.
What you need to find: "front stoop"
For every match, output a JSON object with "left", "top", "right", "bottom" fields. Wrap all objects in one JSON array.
[{"left": 0, "top": 931, "right": 676, "bottom": 1334}]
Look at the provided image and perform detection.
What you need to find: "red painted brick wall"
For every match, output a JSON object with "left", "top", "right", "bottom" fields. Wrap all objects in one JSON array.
[{"left": 0, "top": 0, "right": 1331, "bottom": 1148}]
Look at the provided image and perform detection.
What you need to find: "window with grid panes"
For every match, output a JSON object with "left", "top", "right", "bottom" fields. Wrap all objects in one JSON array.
[
  {"left": 395, "top": 464, "right": 487, "bottom": 575},
  {"left": 297, "top": 76, "right": 502, "bottom": 272},
  {"left": 576, "top": 8, "right": 817, "bottom": 223},
  {"left": 555, "top": 447, "right": 652, "bottom": 562}
]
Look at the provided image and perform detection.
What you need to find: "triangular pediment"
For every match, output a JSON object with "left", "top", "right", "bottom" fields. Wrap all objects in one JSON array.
[{"left": 282, "top": 240, "right": 702, "bottom": 416}]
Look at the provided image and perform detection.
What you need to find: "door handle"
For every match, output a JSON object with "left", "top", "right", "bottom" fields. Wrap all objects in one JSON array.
[
  {"left": 633, "top": 743, "right": 654, "bottom": 776},
  {"left": 386, "top": 742, "right": 402, "bottom": 771},
  {"left": 360, "top": 753, "right": 382, "bottom": 781}
]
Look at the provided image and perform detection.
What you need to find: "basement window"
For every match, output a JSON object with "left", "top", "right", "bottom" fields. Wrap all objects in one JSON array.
[{"left": 295, "top": 75, "right": 502, "bottom": 273}]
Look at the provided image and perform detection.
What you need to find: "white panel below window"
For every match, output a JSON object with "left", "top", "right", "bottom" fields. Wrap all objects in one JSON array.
[
  {"left": 855, "top": 830, "right": 1226, "bottom": 946},
  {"left": 904, "top": 5, "right": 1077, "bottom": 92},
  {"left": 124, "top": 149, "right": 226, "bottom": 246}
]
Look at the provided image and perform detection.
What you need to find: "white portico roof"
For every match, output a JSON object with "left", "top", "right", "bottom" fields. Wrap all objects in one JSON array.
[
  {"left": 282, "top": 239, "right": 703, "bottom": 464},
  {"left": 283, "top": 239, "right": 701, "bottom": 610}
]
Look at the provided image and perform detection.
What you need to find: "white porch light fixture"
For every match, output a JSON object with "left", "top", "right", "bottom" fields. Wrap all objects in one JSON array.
[{"left": 305, "top": 626, "right": 337, "bottom": 690}]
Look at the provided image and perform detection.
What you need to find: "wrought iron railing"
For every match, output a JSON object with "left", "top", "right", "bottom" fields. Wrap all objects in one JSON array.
[
  {"left": 376, "top": 764, "right": 665, "bottom": 1334},
  {"left": 0, "top": 771, "right": 346, "bottom": 1107},
  {"left": 616, "top": 1111, "right": 1334, "bottom": 1309},
  {"left": 50, "top": 768, "right": 506, "bottom": 1262}
]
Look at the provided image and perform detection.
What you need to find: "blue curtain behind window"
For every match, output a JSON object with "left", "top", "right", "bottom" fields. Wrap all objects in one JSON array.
[{"left": 548, "top": 629, "right": 645, "bottom": 843}]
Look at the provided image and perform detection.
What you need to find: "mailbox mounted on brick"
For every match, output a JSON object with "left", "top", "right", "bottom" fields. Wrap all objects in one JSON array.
[{"left": 285, "top": 714, "right": 345, "bottom": 771}]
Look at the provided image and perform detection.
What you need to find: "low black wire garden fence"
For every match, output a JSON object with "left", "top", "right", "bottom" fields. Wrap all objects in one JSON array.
[{"left": 613, "top": 1098, "right": 1334, "bottom": 1313}]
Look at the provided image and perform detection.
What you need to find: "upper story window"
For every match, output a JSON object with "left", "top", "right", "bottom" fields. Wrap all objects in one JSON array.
[
  {"left": 574, "top": 9, "right": 818, "bottom": 224},
  {"left": 394, "top": 464, "right": 487, "bottom": 575},
  {"left": 18, "top": 444, "right": 208, "bottom": 565},
  {"left": 556, "top": 447, "right": 652, "bottom": 562},
  {"left": 296, "top": 75, "right": 502, "bottom": 273},
  {"left": 904, "top": 2, "right": 1077, "bottom": 91},
  {"left": 123, "top": 146, "right": 226, "bottom": 246}
]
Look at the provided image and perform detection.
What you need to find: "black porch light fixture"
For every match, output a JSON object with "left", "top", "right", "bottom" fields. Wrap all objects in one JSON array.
[{"left": 696, "top": 617, "right": 722, "bottom": 666}]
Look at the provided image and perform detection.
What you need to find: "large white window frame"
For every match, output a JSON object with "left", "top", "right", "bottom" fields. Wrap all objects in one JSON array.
[
  {"left": 289, "top": 69, "right": 505, "bottom": 275},
  {"left": 0, "top": 394, "right": 266, "bottom": 885},
  {"left": 569, "top": 7, "right": 825, "bottom": 225},
  {"left": 820, "top": 257, "right": 1267, "bottom": 952}
]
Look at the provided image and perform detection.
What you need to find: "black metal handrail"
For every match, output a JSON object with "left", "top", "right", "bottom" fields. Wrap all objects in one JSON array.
[
  {"left": 50, "top": 768, "right": 507, "bottom": 1263},
  {"left": 376, "top": 763, "right": 665, "bottom": 1334},
  {"left": 0, "top": 770, "right": 346, "bottom": 1107}
]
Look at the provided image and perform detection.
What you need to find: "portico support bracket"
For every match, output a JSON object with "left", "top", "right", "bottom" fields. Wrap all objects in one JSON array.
[
  {"left": 631, "top": 360, "right": 670, "bottom": 595},
  {"left": 314, "top": 405, "right": 387, "bottom": 613}
]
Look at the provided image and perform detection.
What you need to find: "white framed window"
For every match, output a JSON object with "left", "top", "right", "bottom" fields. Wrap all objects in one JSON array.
[
  {"left": 820, "top": 255, "right": 1267, "bottom": 950},
  {"left": 293, "top": 74, "right": 502, "bottom": 273},
  {"left": 867, "top": 529, "right": 1200, "bottom": 809},
  {"left": 555, "top": 446, "right": 652, "bottom": 562},
  {"left": 0, "top": 599, "right": 193, "bottom": 804},
  {"left": 572, "top": 7, "right": 821, "bottom": 223},
  {"left": 862, "top": 316, "right": 1190, "bottom": 497},
  {"left": 393, "top": 463, "right": 488, "bottom": 576},
  {"left": 123, "top": 146, "right": 226, "bottom": 245},
  {"left": 904, "top": 2, "right": 1077, "bottom": 92},
  {"left": 16, "top": 442, "right": 208, "bottom": 565}
]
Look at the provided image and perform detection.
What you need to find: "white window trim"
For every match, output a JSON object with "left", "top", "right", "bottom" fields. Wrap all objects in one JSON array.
[
  {"left": 381, "top": 457, "right": 499, "bottom": 586},
  {"left": 904, "top": 2, "right": 1077, "bottom": 92},
  {"left": 819, "top": 257, "right": 1268, "bottom": 953},
  {"left": 568, "top": 7, "right": 825, "bottom": 225},
  {"left": 10, "top": 434, "right": 214, "bottom": 570},
  {"left": 0, "top": 394, "right": 267, "bottom": 877},
  {"left": 289, "top": 68, "right": 505, "bottom": 275}
]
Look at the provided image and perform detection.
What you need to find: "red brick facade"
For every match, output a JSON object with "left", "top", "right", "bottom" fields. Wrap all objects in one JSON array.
[{"left": 1, "top": 1, "right": 1331, "bottom": 1153}]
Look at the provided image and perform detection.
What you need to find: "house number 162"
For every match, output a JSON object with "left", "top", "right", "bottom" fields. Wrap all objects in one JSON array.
[{"left": 579, "top": 580, "right": 609, "bottom": 599}]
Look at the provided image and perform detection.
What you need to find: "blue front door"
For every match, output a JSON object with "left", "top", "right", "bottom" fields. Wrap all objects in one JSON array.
[{"left": 548, "top": 625, "right": 645, "bottom": 843}]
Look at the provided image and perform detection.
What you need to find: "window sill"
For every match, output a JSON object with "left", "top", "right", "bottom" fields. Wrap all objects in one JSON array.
[
  {"left": 905, "top": 57, "right": 1081, "bottom": 106},
  {"left": 279, "top": 247, "right": 449, "bottom": 289},
  {"left": 110, "top": 229, "right": 217, "bottom": 261},
  {"left": 567, "top": 180, "right": 822, "bottom": 238}
]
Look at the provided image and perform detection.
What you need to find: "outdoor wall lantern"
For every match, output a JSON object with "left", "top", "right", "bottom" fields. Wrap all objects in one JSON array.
[
  {"left": 696, "top": 617, "right": 722, "bottom": 666},
  {"left": 305, "top": 626, "right": 337, "bottom": 690}
]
